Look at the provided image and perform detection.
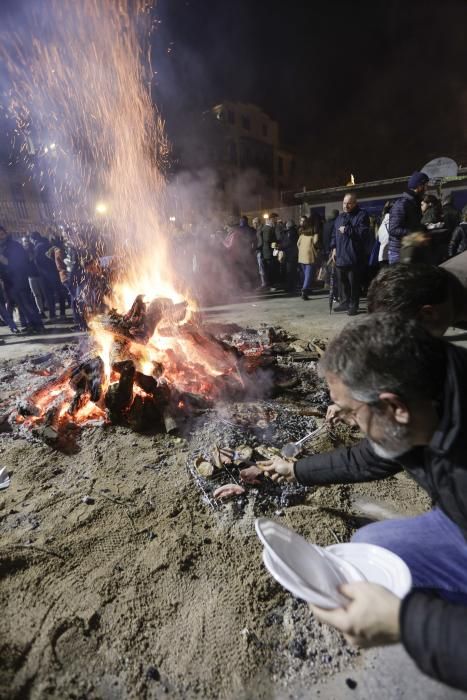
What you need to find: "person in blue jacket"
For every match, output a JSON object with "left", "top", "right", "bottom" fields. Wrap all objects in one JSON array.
[
  {"left": 388, "top": 171, "right": 429, "bottom": 264},
  {"left": 330, "top": 193, "right": 370, "bottom": 315}
]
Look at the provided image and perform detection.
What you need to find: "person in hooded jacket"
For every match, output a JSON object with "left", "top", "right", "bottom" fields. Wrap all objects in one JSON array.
[
  {"left": 257, "top": 313, "right": 467, "bottom": 692},
  {"left": 388, "top": 171, "right": 429, "bottom": 263}
]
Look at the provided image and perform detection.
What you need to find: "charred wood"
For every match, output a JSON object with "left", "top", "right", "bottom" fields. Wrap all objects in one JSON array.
[{"left": 105, "top": 360, "right": 135, "bottom": 421}]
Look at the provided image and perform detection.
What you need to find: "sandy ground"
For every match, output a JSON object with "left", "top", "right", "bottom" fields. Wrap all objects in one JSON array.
[{"left": 1, "top": 291, "right": 466, "bottom": 700}]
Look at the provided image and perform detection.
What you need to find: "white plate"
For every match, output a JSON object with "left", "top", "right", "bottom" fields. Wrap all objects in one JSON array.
[
  {"left": 262, "top": 548, "right": 361, "bottom": 608},
  {"left": 255, "top": 518, "right": 363, "bottom": 608},
  {"left": 326, "top": 543, "right": 412, "bottom": 599},
  {"left": 0, "top": 467, "right": 10, "bottom": 490}
]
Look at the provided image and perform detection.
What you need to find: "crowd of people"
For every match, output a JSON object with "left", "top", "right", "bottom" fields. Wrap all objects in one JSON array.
[
  {"left": 1, "top": 170, "right": 466, "bottom": 336},
  {"left": 218, "top": 170, "right": 467, "bottom": 315},
  {"left": 0, "top": 225, "right": 113, "bottom": 336}
]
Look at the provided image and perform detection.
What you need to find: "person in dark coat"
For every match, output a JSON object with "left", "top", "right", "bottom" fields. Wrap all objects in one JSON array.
[
  {"left": 448, "top": 206, "right": 467, "bottom": 258},
  {"left": 277, "top": 219, "right": 299, "bottom": 293},
  {"left": 0, "top": 226, "right": 45, "bottom": 333},
  {"left": 330, "top": 193, "right": 370, "bottom": 315},
  {"left": 420, "top": 194, "right": 443, "bottom": 226},
  {"left": 442, "top": 192, "right": 461, "bottom": 237},
  {"left": 252, "top": 216, "right": 267, "bottom": 289},
  {"left": 258, "top": 313, "right": 467, "bottom": 692},
  {"left": 29, "top": 231, "right": 67, "bottom": 319},
  {"left": 259, "top": 216, "right": 276, "bottom": 289},
  {"left": 388, "top": 171, "right": 429, "bottom": 263}
]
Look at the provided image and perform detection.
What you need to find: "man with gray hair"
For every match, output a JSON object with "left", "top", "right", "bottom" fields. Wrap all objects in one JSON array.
[
  {"left": 259, "top": 313, "right": 467, "bottom": 689},
  {"left": 330, "top": 193, "right": 370, "bottom": 315}
]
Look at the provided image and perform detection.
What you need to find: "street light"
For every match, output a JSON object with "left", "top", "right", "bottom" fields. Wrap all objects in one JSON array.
[{"left": 95, "top": 201, "right": 108, "bottom": 215}]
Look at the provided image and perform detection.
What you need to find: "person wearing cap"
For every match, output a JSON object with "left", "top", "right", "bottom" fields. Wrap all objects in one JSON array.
[
  {"left": 388, "top": 171, "right": 429, "bottom": 264},
  {"left": 258, "top": 313, "right": 467, "bottom": 691}
]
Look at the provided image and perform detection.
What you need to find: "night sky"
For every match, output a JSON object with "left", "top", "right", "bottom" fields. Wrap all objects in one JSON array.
[
  {"left": 1, "top": 0, "right": 466, "bottom": 188},
  {"left": 153, "top": 0, "right": 467, "bottom": 186}
]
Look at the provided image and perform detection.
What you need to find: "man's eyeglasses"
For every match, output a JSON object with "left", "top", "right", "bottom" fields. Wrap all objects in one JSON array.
[{"left": 333, "top": 400, "right": 379, "bottom": 426}]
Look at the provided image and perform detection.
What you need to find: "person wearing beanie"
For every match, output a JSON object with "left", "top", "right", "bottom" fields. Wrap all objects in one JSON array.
[{"left": 388, "top": 171, "right": 429, "bottom": 264}]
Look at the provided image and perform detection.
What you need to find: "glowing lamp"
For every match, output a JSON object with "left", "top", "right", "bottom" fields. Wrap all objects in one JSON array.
[
  {"left": 263, "top": 213, "right": 269, "bottom": 219},
  {"left": 169, "top": 216, "right": 176, "bottom": 222},
  {"left": 95, "top": 201, "right": 108, "bottom": 215}
]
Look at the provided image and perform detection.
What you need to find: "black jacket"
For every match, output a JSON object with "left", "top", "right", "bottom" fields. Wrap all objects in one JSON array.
[
  {"left": 448, "top": 222, "right": 467, "bottom": 258},
  {"left": 278, "top": 226, "right": 299, "bottom": 259},
  {"left": 260, "top": 224, "right": 276, "bottom": 260},
  {"left": 295, "top": 342, "right": 467, "bottom": 689},
  {"left": 401, "top": 591, "right": 467, "bottom": 691},
  {"left": 330, "top": 206, "right": 370, "bottom": 266},
  {"left": 443, "top": 204, "right": 461, "bottom": 236}
]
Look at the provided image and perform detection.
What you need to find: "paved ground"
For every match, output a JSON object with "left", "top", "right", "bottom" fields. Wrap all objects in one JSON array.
[{"left": 1, "top": 290, "right": 466, "bottom": 699}]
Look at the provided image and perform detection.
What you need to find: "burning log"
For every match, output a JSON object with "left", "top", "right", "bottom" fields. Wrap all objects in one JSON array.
[
  {"left": 39, "top": 395, "right": 69, "bottom": 441},
  {"left": 105, "top": 360, "right": 135, "bottom": 422},
  {"left": 70, "top": 357, "right": 105, "bottom": 403},
  {"left": 134, "top": 371, "right": 159, "bottom": 396}
]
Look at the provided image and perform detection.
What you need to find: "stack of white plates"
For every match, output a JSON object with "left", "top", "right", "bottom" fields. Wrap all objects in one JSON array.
[{"left": 255, "top": 518, "right": 412, "bottom": 609}]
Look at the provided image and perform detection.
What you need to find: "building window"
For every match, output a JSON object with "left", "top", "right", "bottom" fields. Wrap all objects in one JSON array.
[
  {"left": 278, "top": 156, "right": 284, "bottom": 177},
  {"left": 241, "top": 115, "right": 250, "bottom": 131},
  {"left": 228, "top": 110, "right": 235, "bottom": 124},
  {"left": 262, "top": 124, "right": 268, "bottom": 137}
]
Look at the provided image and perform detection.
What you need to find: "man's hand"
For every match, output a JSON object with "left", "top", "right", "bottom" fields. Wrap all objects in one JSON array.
[
  {"left": 256, "top": 456, "right": 296, "bottom": 483},
  {"left": 310, "top": 582, "right": 401, "bottom": 648},
  {"left": 326, "top": 403, "right": 343, "bottom": 425}
]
